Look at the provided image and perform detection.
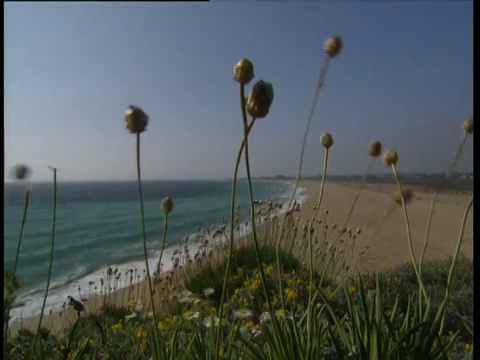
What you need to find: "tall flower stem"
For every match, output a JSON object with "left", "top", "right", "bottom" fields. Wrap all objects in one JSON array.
[
  {"left": 306, "top": 147, "right": 329, "bottom": 350},
  {"left": 278, "top": 55, "right": 332, "bottom": 240},
  {"left": 33, "top": 167, "right": 57, "bottom": 353},
  {"left": 439, "top": 196, "right": 473, "bottom": 334},
  {"left": 420, "top": 133, "right": 468, "bottom": 275},
  {"left": 419, "top": 133, "right": 468, "bottom": 314},
  {"left": 391, "top": 165, "right": 427, "bottom": 302},
  {"left": 4, "top": 187, "right": 31, "bottom": 349},
  {"left": 156, "top": 213, "right": 170, "bottom": 276},
  {"left": 217, "top": 119, "right": 256, "bottom": 348},
  {"left": 135, "top": 134, "right": 159, "bottom": 340},
  {"left": 239, "top": 83, "right": 272, "bottom": 310}
]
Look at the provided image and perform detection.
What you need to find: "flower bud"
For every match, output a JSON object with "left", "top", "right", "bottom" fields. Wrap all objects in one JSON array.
[
  {"left": 12, "top": 165, "right": 32, "bottom": 181},
  {"left": 462, "top": 117, "right": 473, "bottom": 134},
  {"left": 125, "top": 105, "right": 149, "bottom": 134},
  {"left": 324, "top": 36, "right": 343, "bottom": 57},
  {"left": 161, "top": 197, "right": 174, "bottom": 214},
  {"left": 394, "top": 189, "right": 414, "bottom": 205},
  {"left": 368, "top": 141, "right": 382, "bottom": 158},
  {"left": 383, "top": 150, "right": 399, "bottom": 166},
  {"left": 320, "top": 133, "right": 334, "bottom": 149},
  {"left": 233, "top": 58, "right": 254, "bottom": 85},
  {"left": 246, "top": 80, "right": 274, "bottom": 119}
]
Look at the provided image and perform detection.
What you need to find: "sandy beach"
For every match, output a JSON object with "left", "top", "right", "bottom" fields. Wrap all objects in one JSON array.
[{"left": 12, "top": 179, "right": 473, "bottom": 336}]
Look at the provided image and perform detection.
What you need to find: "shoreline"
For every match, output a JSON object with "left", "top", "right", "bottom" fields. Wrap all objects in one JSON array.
[{"left": 10, "top": 179, "right": 473, "bottom": 336}]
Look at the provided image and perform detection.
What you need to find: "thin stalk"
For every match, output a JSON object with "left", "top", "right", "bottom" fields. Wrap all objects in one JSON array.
[
  {"left": 240, "top": 83, "right": 272, "bottom": 309},
  {"left": 278, "top": 55, "right": 332, "bottom": 248},
  {"left": 33, "top": 167, "right": 57, "bottom": 353},
  {"left": 420, "top": 132, "right": 468, "bottom": 275},
  {"left": 340, "top": 157, "right": 373, "bottom": 262},
  {"left": 138, "top": 212, "right": 170, "bottom": 356},
  {"left": 13, "top": 188, "right": 30, "bottom": 274},
  {"left": 307, "top": 147, "right": 329, "bottom": 352},
  {"left": 135, "top": 134, "right": 160, "bottom": 340},
  {"left": 419, "top": 133, "right": 468, "bottom": 315},
  {"left": 391, "top": 165, "right": 427, "bottom": 302},
  {"left": 156, "top": 213, "right": 170, "bottom": 275},
  {"left": 4, "top": 187, "right": 30, "bottom": 349},
  {"left": 217, "top": 118, "right": 256, "bottom": 350},
  {"left": 439, "top": 196, "right": 473, "bottom": 334},
  {"left": 343, "top": 157, "right": 373, "bottom": 230}
]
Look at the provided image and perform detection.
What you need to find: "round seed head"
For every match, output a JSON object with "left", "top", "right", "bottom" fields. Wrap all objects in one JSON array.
[
  {"left": 161, "top": 197, "right": 174, "bottom": 214},
  {"left": 462, "top": 117, "right": 473, "bottom": 134},
  {"left": 383, "top": 150, "right": 399, "bottom": 166},
  {"left": 320, "top": 133, "right": 334, "bottom": 149},
  {"left": 125, "top": 105, "right": 149, "bottom": 134},
  {"left": 324, "top": 36, "right": 343, "bottom": 57},
  {"left": 246, "top": 80, "right": 274, "bottom": 119},
  {"left": 233, "top": 58, "right": 254, "bottom": 85},
  {"left": 394, "top": 189, "right": 414, "bottom": 205},
  {"left": 12, "top": 164, "right": 32, "bottom": 181},
  {"left": 368, "top": 141, "right": 382, "bottom": 158}
]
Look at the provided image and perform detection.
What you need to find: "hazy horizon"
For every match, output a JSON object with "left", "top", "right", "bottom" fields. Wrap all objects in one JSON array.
[{"left": 5, "top": 2, "right": 473, "bottom": 182}]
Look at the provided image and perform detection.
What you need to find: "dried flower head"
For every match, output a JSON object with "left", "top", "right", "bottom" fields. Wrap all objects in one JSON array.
[
  {"left": 324, "top": 36, "right": 343, "bottom": 57},
  {"left": 394, "top": 189, "right": 414, "bottom": 205},
  {"left": 125, "top": 105, "right": 149, "bottom": 134},
  {"left": 383, "top": 150, "right": 399, "bottom": 166},
  {"left": 246, "top": 80, "right": 274, "bottom": 119},
  {"left": 161, "top": 197, "right": 174, "bottom": 214},
  {"left": 320, "top": 133, "right": 334, "bottom": 149},
  {"left": 233, "top": 58, "right": 254, "bottom": 85},
  {"left": 12, "top": 164, "right": 32, "bottom": 181},
  {"left": 368, "top": 141, "right": 382, "bottom": 158},
  {"left": 462, "top": 117, "right": 473, "bottom": 134}
]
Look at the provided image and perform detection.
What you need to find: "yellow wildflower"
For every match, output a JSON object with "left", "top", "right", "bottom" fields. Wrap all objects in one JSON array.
[
  {"left": 158, "top": 321, "right": 169, "bottom": 332},
  {"left": 111, "top": 322, "right": 123, "bottom": 331},
  {"left": 88, "top": 339, "right": 96, "bottom": 347},
  {"left": 285, "top": 288, "right": 299, "bottom": 300},
  {"left": 208, "top": 306, "right": 217, "bottom": 314},
  {"left": 326, "top": 290, "right": 334, "bottom": 300},
  {"left": 349, "top": 286, "right": 358, "bottom": 295},
  {"left": 237, "top": 267, "right": 245, "bottom": 277},
  {"left": 245, "top": 321, "right": 255, "bottom": 329},
  {"left": 139, "top": 341, "right": 148, "bottom": 353},
  {"left": 465, "top": 343, "right": 473, "bottom": 352},
  {"left": 276, "top": 308, "right": 287, "bottom": 318},
  {"left": 135, "top": 327, "right": 148, "bottom": 340},
  {"left": 266, "top": 266, "right": 275, "bottom": 278},
  {"left": 250, "top": 279, "right": 261, "bottom": 291},
  {"left": 287, "top": 279, "right": 296, "bottom": 287},
  {"left": 449, "top": 330, "right": 454, "bottom": 337}
]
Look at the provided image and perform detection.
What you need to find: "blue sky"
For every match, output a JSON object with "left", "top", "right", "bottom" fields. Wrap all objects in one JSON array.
[{"left": 5, "top": 2, "right": 473, "bottom": 182}]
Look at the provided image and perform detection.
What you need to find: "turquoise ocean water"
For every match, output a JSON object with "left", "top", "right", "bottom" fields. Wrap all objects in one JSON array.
[{"left": 4, "top": 179, "right": 307, "bottom": 323}]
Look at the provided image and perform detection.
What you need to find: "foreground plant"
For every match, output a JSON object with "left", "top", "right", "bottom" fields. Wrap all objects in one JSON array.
[
  {"left": 384, "top": 150, "right": 427, "bottom": 302},
  {"left": 33, "top": 166, "right": 58, "bottom": 353},
  {"left": 217, "top": 58, "right": 275, "bottom": 357},
  {"left": 420, "top": 117, "right": 473, "bottom": 278},
  {"left": 4, "top": 165, "right": 33, "bottom": 351},
  {"left": 283, "top": 35, "right": 343, "bottom": 219},
  {"left": 124, "top": 105, "right": 160, "bottom": 340}
]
